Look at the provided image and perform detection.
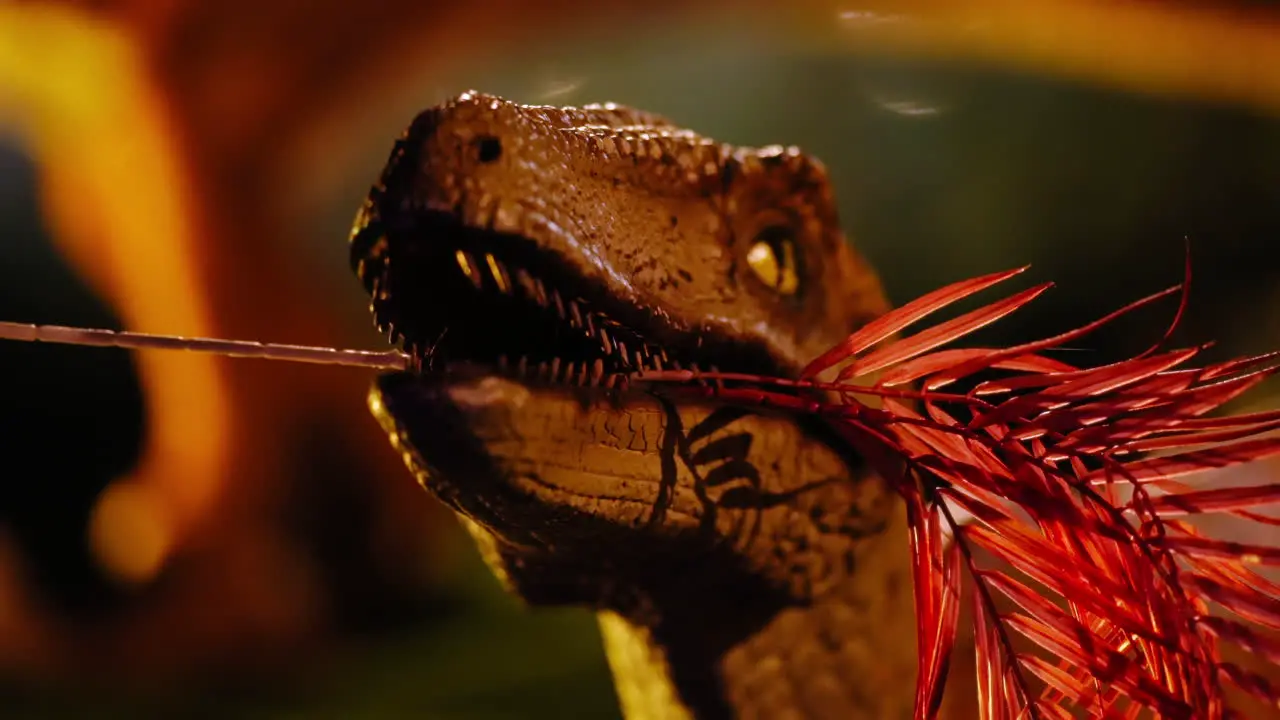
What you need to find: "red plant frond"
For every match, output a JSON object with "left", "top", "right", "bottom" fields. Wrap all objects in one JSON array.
[{"left": 642, "top": 262, "right": 1280, "bottom": 719}]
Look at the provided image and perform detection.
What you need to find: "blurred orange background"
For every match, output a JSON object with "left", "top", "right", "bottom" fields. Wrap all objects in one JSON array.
[{"left": 0, "top": 1, "right": 1279, "bottom": 717}]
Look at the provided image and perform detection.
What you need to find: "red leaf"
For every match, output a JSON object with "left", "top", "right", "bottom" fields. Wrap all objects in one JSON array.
[
  {"left": 1120, "top": 419, "right": 1280, "bottom": 454},
  {"left": 930, "top": 539, "right": 963, "bottom": 716},
  {"left": 1082, "top": 437, "right": 1280, "bottom": 485},
  {"left": 959, "top": 523, "right": 1144, "bottom": 629},
  {"left": 1002, "top": 613, "right": 1190, "bottom": 716},
  {"left": 1216, "top": 662, "right": 1280, "bottom": 709},
  {"left": 799, "top": 265, "right": 1031, "bottom": 380},
  {"left": 1019, "top": 654, "right": 1100, "bottom": 709},
  {"left": 839, "top": 283, "right": 1053, "bottom": 382},
  {"left": 905, "top": 493, "right": 962, "bottom": 720},
  {"left": 1147, "top": 483, "right": 1280, "bottom": 516},
  {"left": 980, "top": 568, "right": 1174, "bottom": 651},
  {"left": 658, "top": 264, "right": 1280, "bottom": 718},
  {"left": 1156, "top": 366, "right": 1280, "bottom": 419},
  {"left": 1030, "top": 699, "right": 1076, "bottom": 720},
  {"left": 969, "top": 348, "right": 1202, "bottom": 431},
  {"left": 1162, "top": 407, "right": 1280, "bottom": 432},
  {"left": 973, "top": 579, "right": 1025, "bottom": 720},
  {"left": 879, "top": 348, "right": 1076, "bottom": 389},
  {"left": 1161, "top": 536, "right": 1280, "bottom": 566},
  {"left": 1196, "top": 615, "right": 1280, "bottom": 666},
  {"left": 1182, "top": 550, "right": 1280, "bottom": 609},
  {"left": 922, "top": 284, "right": 1183, "bottom": 391},
  {"left": 1133, "top": 240, "right": 1193, "bottom": 361},
  {"left": 1184, "top": 574, "right": 1280, "bottom": 631},
  {"left": 1049, "top": 395, "right": 1280, "bottom": 455},
  {"left": 1200, "top": 349, "right": 1280, "bottom": 381}
]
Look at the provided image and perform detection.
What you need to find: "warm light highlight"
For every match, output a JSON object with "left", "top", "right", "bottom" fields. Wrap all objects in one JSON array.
[
  {"left": 89, "top": 482, "right": 174, "bottom": 585},
  {"left": 0, "top": 5, "right": 230, "bottom": 581}
]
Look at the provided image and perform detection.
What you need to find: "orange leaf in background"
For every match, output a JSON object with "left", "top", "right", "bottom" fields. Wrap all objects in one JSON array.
[{"left": 0, "top": 1, "right": 455, "bottom": 683}]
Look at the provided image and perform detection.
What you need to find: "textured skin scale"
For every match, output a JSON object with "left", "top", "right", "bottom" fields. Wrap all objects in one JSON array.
[{"left": 352, "top": 92, "right": 921, "bottom": 719}]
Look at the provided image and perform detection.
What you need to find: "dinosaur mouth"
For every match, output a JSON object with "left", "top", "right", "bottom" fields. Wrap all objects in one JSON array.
[{"left": 351, "top": 209, "right": 755, "bottom": 387}]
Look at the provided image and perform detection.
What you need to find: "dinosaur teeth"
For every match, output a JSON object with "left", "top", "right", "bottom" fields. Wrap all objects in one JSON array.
[
  {"left": 455, "top": 249, "right": 484, "bottom": 289},
  {"left": 687, "top": 362, "right": 708, "bottom": 387},
  {"left": 442, "top": 347, "right": 640, "bottom": 388},
  {"left": 484, "top": 253, "right": 511, "bottom": 293},
  {"left": 551, "top": 290, "right": 566, "bottom": 319},
  {"left": 513, "top": 268, "right": 545, "bottom": 306},
  {"left": 369, "top": 242, "right": 701, "bottom": 387},
  {"left": 641, "top": 352, "right": 660, "bottom": 369}
]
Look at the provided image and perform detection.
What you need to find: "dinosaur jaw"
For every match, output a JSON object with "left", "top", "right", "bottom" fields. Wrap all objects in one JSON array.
[
  {"left": 365, "top": 370, "right": 711, "bottom": 599},
  {"left": 355, "top": 209, "right": 674, "bottom": 386},
  {"left": 350, "top": 209, "right": 783, "bottom": 391}
]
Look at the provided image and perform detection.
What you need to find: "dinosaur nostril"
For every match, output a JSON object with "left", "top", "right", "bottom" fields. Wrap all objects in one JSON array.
[{"left": 475, "top": 136, "right": 502, "bottom": 164}]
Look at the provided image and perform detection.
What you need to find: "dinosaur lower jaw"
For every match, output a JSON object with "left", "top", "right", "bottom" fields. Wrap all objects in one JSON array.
[{"left": 366, "top": 371, "right": 703, "bottom": 565}]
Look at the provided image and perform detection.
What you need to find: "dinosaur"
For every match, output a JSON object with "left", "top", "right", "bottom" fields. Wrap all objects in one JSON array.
[{"left": 350, "top": 91, "right": 923, "bottom": 720}]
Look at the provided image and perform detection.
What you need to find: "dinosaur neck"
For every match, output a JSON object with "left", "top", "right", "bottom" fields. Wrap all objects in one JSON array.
[{"left": 597, "top": 506, "right": 917, "bottom": 720}]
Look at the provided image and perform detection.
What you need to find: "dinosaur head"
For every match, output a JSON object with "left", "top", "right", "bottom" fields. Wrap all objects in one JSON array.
[{"left": 350, "top": 92, "right": 895, "bottom": 611}]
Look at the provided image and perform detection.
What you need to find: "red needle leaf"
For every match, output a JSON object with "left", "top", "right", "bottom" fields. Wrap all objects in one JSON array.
[{"left": 651, "top": 262, "right": 1280, "bottom": 718}]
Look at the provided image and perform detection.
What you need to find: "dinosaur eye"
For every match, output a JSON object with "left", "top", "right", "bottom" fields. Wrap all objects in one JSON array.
[{"left": 746, "top": 226, "right": 800, "bottom": 296}]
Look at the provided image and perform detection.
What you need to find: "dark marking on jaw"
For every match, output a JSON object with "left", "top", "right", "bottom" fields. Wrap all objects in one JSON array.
[
  {"left": 650, "top": 394, "right": 681, "bottom": 532},
  {"left": 685, "top": 407, "right": 752, "bottom": 444}
]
